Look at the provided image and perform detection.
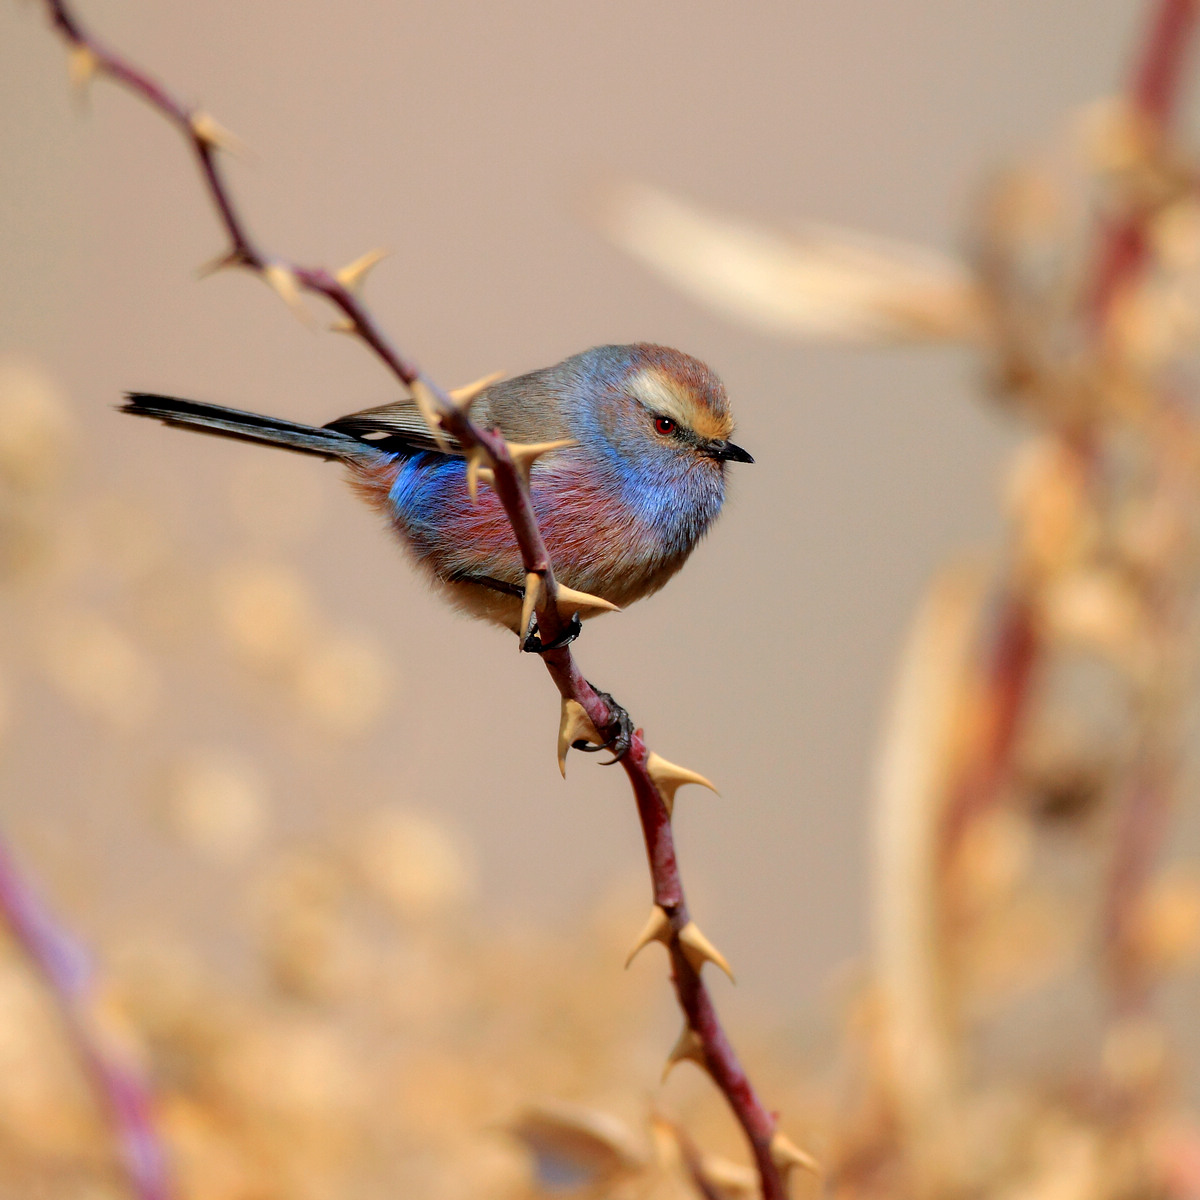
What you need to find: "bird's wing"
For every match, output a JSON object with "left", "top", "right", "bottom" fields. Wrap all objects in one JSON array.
[
  {"left": 323, "top": 370, "right": 571, "bottom": 455},
  {"left": 323, "top": 398, "right": 482, "bottom": 456}
]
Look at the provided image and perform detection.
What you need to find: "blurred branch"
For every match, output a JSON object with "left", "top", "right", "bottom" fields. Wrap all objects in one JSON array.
[
  {"left": 35, "top": 2, "right": 805, "bottom": 1194},
  {"left": 1091, "top": 0, "right": 1200, "bottom": 1027},
  {"left": 1133, "top": 0, "right": 1200, "bottom": 122},
  {"left": 0, "top": 834, "right": 170, "bottom": 1200},
  {"left": 938, "top": 593, "right": 1040, "bottom": 862},
  {"left": 1100, "top": 406, "right": 1200, "bottom": 1019},
  {"left": 942, "top": 0, "right": 1198, "bottom": 861},
  {"left": 1103, "top": 752, "right": 1174, "bottom": 1015},
  {"left": 1088, "top": 0, "right": 1198, "bottom": 325}
]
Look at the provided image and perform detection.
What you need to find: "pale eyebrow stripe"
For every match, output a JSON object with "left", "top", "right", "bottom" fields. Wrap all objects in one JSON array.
[
  {"left": 628, "top": 367, "right": 734, "bottom": 442},
  {"left": 629, "top": 368, "right": 693, "bottom": 424}
]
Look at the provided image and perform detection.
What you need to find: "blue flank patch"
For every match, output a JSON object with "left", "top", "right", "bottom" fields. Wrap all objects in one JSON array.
[{"left": 387, "top": 452, "right": 467, "bottom": 533}]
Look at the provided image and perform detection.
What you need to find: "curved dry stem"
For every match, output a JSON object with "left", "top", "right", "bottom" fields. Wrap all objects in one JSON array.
[{"left": 0, "top": 835, "right": 171, "bottom": 1200}]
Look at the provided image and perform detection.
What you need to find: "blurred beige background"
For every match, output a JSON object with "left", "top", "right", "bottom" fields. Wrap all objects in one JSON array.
[{"left": 0, "top": 0, "right": 1163, "bottom": 1027}]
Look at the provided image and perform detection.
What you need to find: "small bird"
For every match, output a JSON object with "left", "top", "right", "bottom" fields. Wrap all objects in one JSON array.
[{"left": 123, "top": 343, "right": 753, "bottom": 635}]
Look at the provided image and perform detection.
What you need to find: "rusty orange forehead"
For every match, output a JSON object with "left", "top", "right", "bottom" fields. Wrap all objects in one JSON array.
[{"left": 626, "top": 344, "right": 733, "bottom": 441}]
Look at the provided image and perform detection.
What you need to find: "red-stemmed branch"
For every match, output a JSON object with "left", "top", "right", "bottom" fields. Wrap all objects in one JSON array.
[
  {"left": 1087, "top": 0, "right": 1199, "bottom": 328},
  {"left": 1087, "top": 0, "right": 1199, "bottom": 1021},
  {"left": 0, "top": 835, "right": 170, "bottom": 1200},
  {"left": 33, "top": 3, "right": 805, "bottom": 1196},
  {"left": 938, "top": 593, "right": 1040, "bottom": 861}
]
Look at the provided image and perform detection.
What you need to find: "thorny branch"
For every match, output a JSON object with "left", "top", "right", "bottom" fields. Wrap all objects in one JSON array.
[{"left": 33, "top": 2, "right": 808, "bottom": 1196}]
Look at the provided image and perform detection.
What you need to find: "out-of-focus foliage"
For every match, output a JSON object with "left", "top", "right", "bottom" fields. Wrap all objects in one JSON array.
[{"left": 605, "top": 64, "right": 1200, "bottom": 1200}]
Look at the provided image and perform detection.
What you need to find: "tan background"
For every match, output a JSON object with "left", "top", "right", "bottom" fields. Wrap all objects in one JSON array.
[{"left": 0, "top": 0, "right": 1157, "bottom": 1026}]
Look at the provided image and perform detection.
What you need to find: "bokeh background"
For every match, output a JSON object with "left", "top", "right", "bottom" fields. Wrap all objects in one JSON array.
[
  {"left": 1, "top": 0, "right": 1152, "bottom": 1006},
  {"left": 2, "top": 3, "right": 1196, "bottom": 1195}
]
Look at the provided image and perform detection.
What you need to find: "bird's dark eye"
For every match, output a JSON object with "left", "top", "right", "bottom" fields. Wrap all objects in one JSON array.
[{"left": 654, "top": 416, "right": 676, "bottom": 436}]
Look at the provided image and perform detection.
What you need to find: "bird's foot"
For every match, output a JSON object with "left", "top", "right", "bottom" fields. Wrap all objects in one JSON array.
[
  {"left": 574, "top": 684, "right": 634, "bottom": 763},
  {"left": 522, "top": 612, "right": 582, "bottom": 654}
]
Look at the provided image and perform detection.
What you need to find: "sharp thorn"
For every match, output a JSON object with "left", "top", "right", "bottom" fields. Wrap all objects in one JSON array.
[
  {"left": 645, "top": 752, "right": 718, "bottom": 818},
  {"left": 557, "top": 698, "right": 603, "bottom": 776},
  {"left": 662, "top": 1026, "right": 707, "bottom": 1082},
  {"left": 465, "top": 445, "right": 493, "bottom": 504},
  {"left": 262, "top": 263, "right": 314, "bottom": 325},
  {"left": 190, "top": 110, "right": 248, "bottom": 157},
  {"left": 506, "top": 437, "right": 577, "bottom": 484},
  {"left": 696, "top": 1155, "right": 759, "bottom": 1195},
  {"left": 409, "top": 379, "right": 453, "bottom": 452},
  {"left": 770, "top": 1131, "right": 822, "bottom": 1178},
  {"left": 67, "top": 44, "right": 99, "bottom": 96},
  {"left": 677, "top": 921, "right": 735, "bottom": 983},
  {"left": 520, "top": 572, "right": 543, "bottom": 646},
  {"left": 335, "top": 246, "right": 389, "bottom": 294},
  {"left": 449, "top": 370, "right": 505, "bottom": 413},
  {"left": 555, "top": 584, "right": 620, "bottom": 618},
  {"left": 624, "top": 905, "right": 671, "bottom": 967},
  {"left": 196, "top": 249, "right": 242, "bottom": 279}
]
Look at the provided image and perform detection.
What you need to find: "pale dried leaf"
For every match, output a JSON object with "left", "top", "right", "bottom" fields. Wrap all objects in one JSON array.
[
  {"left": 870, "top": 562, "right": 989, "bottom": 1177},
  {"left": 601, "top": 181, "right": 985, "bottom": 343},
  {"left": 505, "top": 1100, "right": 645, "bottom": 1190}
]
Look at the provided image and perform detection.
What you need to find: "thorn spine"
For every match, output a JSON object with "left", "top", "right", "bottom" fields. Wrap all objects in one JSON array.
[
  {"left": 624, "top": 905, "right": 672, "bottom": 967},
  {"left": 196, "top": 249, "right": 241, "bottom": 279},
  {"left": 67, "top": 43, "right": 99, "bottom": 95},
  {"left": 335, "top": 246, "right": 389, "bottom": 293},
  {"left": 262, "top": 262, "right": 312, "bottom": 324},
  {"left": 189, "top": 110, "right": 246, "bottom": 157},
  {"left": 505, "top": 437, "right": 577, "bottom": 485},
  {"left": 662, "top": 1026, "right": 707, "bottom": 1082},
  {"left": 409, "top": 379, "right": 453, "bottom": 452},
  {"left": 770, "top": 1131, "right": 822, "bottom": 1178},
  {"left": 465, "top": 445, "right": 493, "bottom": 504},
  {"left": 557, "top": 698, "right": 603, "bottom": 776},
  {"left": 678, "top": 921, "right": 735, "bottom": 983},
  {"left": 449, "top": 370, "right": 505, "bottom": 413},
  {"left": 645, "top": 752, "right": 718, "bottom": 818},
  {"left": 555, "top": 583, "right": 619, "bottom": 618},
  {"left": 520, "top": 572, "right": 543, "bottom": 645}
]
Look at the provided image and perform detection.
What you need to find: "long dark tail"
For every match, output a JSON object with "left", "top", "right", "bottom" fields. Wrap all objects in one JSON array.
[{"left": 122, "top": 393, "right": 369, "bottom": 461}]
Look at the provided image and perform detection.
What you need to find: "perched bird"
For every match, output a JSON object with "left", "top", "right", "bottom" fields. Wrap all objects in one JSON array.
[{"left": 123, "top": 343, "right": 753, "bottom": 635}]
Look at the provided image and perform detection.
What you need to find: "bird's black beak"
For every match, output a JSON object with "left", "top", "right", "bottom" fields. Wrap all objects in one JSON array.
[{"left": 707, "top": 439, "right": 755, "bottom": 464}]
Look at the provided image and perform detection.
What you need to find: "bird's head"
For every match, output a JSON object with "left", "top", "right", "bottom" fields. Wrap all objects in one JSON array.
[{"left": 568, "top": 344, "right": 753, "bottom": 482}]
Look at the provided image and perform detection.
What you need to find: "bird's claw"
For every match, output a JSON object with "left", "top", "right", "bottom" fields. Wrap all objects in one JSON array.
[
  {"left": 520, "top": 616, "right": 631, "bottom": 762},
  {"left": 522, "top": 611, "right": 582, "bottom": 654},
  {"left": 574, "top": 685, "right": 633, "bottom": 763}
]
